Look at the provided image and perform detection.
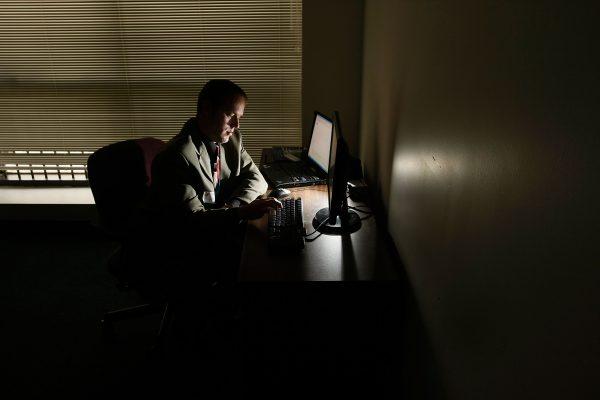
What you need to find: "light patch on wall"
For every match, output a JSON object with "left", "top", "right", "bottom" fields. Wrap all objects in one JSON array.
[
  {"left": 392, "top": 150, "right": 465, "bottom": 181},
  {"left": 388, "top": 148, "right": 467, "bottom": 241},
  {"left": 392, "top": 152, "right": 423, "bottom": 180}
]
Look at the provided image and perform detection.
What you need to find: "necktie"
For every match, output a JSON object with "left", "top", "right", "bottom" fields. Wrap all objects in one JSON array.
[{"left": 213, "top": 144, "right": 221, "bottom": 190}]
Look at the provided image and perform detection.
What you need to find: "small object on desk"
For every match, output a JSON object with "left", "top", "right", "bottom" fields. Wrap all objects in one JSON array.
[
  {"left": 348, "top": 179, "right": 369, "bottom": 202},
  {"left": 268, "top": 187, "right": 291, "bottom": 199},
  {"left": 268, "top": 197, "right": 305, "bottom": 252}
]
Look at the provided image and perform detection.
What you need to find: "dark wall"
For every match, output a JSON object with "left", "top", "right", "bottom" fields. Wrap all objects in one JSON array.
[
  {"left": 361, "top": 1, "right": 599, "bottom": 399},
  {"left": 302, "top": 0, "right": 364, "bottom": 156}
]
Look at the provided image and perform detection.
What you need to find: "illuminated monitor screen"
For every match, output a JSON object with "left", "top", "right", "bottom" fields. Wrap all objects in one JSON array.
[{"left": 307, "top": 112, "right": 333, "bottom": 173}]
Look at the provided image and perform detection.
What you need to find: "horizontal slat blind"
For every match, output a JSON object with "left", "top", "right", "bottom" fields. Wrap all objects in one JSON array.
[{"left": 0, "top": 0, "right": 302, "bottom": 182}]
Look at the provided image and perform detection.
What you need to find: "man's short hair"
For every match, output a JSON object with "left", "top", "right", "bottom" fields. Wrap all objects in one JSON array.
[{"left": 196, "top": 79, "right": 247, "bottom": 116}]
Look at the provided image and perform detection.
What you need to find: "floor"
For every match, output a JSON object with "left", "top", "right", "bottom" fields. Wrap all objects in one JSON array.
[
  {"left": 1, "top": 222, "right": 159, "bottom": 398},
  {"left": 0, "top": 221, "right": 435, "bottom": 399}
]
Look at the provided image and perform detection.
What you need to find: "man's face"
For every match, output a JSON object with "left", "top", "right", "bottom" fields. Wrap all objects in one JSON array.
[{"left": 200, "top": 95, "right": 246, "bottom": 144}]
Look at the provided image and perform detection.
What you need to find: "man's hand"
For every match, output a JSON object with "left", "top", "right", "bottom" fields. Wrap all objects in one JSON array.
[{"left": 237, "top": 197, "right": 282, "bottom": 220}]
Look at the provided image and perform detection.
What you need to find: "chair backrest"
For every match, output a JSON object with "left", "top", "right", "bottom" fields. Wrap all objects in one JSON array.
[{"left": 88, "top": 137, "right": 165, "bottom": 236}]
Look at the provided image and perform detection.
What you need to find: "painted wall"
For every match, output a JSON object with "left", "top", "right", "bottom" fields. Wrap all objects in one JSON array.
[
  {"left": 302, "top": 0, "right": 364, "bottom": 156},
  {"left": 361, "top": 1, "right": 599, "bottom": 399}
]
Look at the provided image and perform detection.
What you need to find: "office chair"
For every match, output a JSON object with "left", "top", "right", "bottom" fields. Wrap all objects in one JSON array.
[{"left": 87, "top": 137, "right": 170, "bottom": 344}]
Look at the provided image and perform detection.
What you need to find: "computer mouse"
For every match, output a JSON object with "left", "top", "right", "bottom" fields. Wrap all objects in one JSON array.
[{"left": 268, "top": 188, "right": 291, "bottom": 199}]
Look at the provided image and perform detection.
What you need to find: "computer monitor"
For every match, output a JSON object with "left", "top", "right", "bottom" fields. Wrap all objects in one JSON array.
[
  {"left": 312, "top": 111, "right": 361, "bottom": 234},
  {"left": 307, "top": 112, "right": 334, "bottom": 173}
]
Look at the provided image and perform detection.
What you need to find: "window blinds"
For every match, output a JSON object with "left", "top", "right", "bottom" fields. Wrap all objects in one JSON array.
[{"left": 0, "top": 0, "right": 302, "bottom": 182}]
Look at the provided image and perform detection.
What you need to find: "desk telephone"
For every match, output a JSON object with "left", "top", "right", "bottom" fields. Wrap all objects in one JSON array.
[{"left": 264, "top": 146, "right": 304, "bottom": 163}]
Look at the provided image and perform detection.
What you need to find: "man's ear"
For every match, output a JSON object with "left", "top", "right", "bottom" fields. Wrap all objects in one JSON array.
[{"left": 198, "top": 100, "right": 214, "bottom": 118}]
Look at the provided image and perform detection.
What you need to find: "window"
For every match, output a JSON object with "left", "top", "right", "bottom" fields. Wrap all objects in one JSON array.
[{"left": 0, "top": 0, "right": 302, "bottom": 183}]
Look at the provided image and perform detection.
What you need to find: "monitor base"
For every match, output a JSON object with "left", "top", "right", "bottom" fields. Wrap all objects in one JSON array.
[{"left": 312, "top": 207, "right": 361, "bottom": 234}]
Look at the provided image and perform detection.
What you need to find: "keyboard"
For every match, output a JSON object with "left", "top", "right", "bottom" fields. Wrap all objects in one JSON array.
[{"left": 268, "top": 197, "right": 305, "bottom": 251}]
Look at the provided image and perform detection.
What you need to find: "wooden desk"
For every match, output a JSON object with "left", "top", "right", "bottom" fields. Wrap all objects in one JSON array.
[
  {"left": 239, "top": 185, "right": 399, "bottom": 282},
  {"left": 237, "top": 186, "right": 403, "bottom": 394}
]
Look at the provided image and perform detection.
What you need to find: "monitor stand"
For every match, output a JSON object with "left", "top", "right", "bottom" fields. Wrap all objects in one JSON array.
[{"left": 312, "top": 207, "right": 361, "bottom": 234}]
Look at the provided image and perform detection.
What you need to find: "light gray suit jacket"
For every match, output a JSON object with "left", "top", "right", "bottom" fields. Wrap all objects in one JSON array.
[{"left": 147, "top": 117, "right": 267, "bottom": 227}]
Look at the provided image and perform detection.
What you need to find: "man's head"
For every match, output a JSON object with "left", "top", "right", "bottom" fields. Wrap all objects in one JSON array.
[{"left": 196, "top": 79, "right": 248, "bottom": 144}]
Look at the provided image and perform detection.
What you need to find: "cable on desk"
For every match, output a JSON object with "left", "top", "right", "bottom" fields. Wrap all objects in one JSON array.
[
  {"left": 304, "top": 217, "right": 328, "bottom": 237},
  {"left": 348, "top": 205, "right": 373, "bottom": 215},
  {"left": 305, "top": 232, "right": 324, "bottom": 242}
]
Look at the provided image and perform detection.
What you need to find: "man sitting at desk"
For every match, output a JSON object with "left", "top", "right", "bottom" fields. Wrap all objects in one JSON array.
[
  {"left": 146, "top": 79, "right": 280, "bottom": 288},
  {"left": 129, "top": 80, "right": 277, "bottom": 392}
]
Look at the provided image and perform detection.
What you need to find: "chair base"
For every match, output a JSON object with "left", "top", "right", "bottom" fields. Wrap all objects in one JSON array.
[
  {"left": 101, "top": 302, "right": 171, "bottom": 348},
  {"left": 101, "top": 303, "right": 162, "bottom": 324}
]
